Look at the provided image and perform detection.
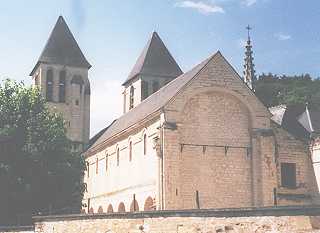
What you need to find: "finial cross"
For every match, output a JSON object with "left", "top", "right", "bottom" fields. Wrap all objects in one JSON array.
[{"left": 246, "top": 25, "right": 252, "bottom": 39}]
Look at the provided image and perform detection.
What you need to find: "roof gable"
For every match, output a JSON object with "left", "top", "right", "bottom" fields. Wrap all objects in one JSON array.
[
  {"left": 30, "top": 16, "right": 91, "bottom": 75},
  {"left": 123, "top": 32, "right": 183, "bottom": 85},
  {"left": 89, "top": 52, "right": 216, "bottom": 151}
]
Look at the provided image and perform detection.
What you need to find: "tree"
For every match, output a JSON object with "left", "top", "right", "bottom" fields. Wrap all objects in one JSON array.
[
  {"left": 255, "top": 73, "right": 320, "bottom": 109},
  {"left": 0, "top": 79, "right": 86, "bottom": 225}
]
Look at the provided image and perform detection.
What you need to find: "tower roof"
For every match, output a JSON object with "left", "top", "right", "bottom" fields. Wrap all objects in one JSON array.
[
  {"left": 123, "top": 31, "right": 183, "bottom": 86},
  {"left": 30, "top": 16, "right": 91, "bottom": 76}
]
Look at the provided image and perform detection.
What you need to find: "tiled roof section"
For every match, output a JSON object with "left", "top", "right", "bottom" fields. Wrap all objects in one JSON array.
[
  {"left": 270, "top": 104, "right": 310, "bottom": 141},
  {"left": 30, "top": 16, "right": 91, "bottom": 75},
  {"left": 309, "top": 110, "right": 320, "bottom": 132},
  {"left": 123, "top": 31, "right": 183, "bottom": 86},
  {"left": 89, "top": 52, "right": 218, "bottom": 150}
]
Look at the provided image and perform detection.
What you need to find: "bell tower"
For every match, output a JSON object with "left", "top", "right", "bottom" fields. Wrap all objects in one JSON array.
[{"left": 30, "top": 16, "right": 91, "bottom": 151}]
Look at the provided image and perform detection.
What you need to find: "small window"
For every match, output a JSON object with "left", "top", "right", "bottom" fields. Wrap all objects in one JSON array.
[
  {"left": 129, "top": 141, "right": 132, "bottom": 161},
  {"left": 86, "top": 162, "right": 90, "bottom": 178},
  {"left": 75, "top": 99, "right": 79, "bottom": 106},
  {"left": 143, "top": 134, "right": 147, "bottom": 155},
  {"left": 152, "top": 81, "right": 159, "bottom": 93},
  {"left": 142, "top": 80, "right": 149, "bottom": 100},
  {"left": 281, "top": 163, "right": 296, "bottom": 189},
  {"left": 105, "top": 154, "right": 108, "bottom": 172},
  {"left": 129, "top": 86, "right": 134, "bottom": 109},
  {"left": 59, "top": 71, "right": 66, "bottom": 102},
  {"left": 96, "top": 158, "right": 99, "bottom": 174},
  {"left": 46, "top": 69, "right": 53, "bottom": 101},
  {"left": 117, "top": 148, "right": 120, "bottom": 166}
]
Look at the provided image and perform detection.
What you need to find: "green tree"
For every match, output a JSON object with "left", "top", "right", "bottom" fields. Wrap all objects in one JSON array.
[
  {"left": 255, "top": 73, "right": 320, "bottom": 109},
  {"left": 0, "top": 79, "right": 86, "bottom": 225}
]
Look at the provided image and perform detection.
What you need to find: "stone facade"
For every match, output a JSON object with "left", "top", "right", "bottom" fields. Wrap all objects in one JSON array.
[
  {"left": 84, "top": 52, "right": 318, "bottom": 213},
  {"left": 32, "top": 63, "right": 90, "bottom": 150},
  {"left": 31, "top": 207, "right": 320, "bottom": 233}
]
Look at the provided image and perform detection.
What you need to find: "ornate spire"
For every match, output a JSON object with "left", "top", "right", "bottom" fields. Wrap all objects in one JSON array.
[{"left": 243, "top": 25, "right": 256, "bottom": 91}]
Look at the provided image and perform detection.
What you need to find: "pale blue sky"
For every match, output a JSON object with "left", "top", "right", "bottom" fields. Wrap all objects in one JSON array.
[{"left": 0, "top": 0, "right": 319, "bottom": 136}]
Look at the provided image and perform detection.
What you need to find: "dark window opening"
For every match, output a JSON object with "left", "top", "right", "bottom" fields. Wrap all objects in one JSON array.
[
  {"left": 59, "top": 70, "right": 66, "bottom": 102},
  {"left": 129, "top": 141, "right": 132, "bottom": 161},
  {"left": 143, "top": 134, "right": 147, "bottom": 155},
  {"left": 46, "top": 69, "right": 53, "bottom": 101},
  {"left": 75, "top": 99, "right": 79, "bottom": 106},
  {"left": 105, "top": 155, "right": 108, "bottom": 171},
  {"left": 152, "top": 81, "right": 159, "bottom": 93},
  {"left": 117, "top": 148, "right": 120, "bottom": 166},
  {"left": 129, "top": 86, "right": 134, "bottom": 109},
  {"left": 142, "top": 80, "right": 149, "bottom": 100},
  {"left": 281, "top": 163, "right": 296, "bottom": 189}
]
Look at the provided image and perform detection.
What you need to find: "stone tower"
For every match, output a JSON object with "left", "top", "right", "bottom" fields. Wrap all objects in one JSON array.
[
  {"left": 122, "top": 31, "right": 182, "bottom": 113},
  {"left": 243, "top": 25, "right": 256, "bottom": 91},
  {"left": 30, "top": 16, "right": 91, "bottom": 151}
]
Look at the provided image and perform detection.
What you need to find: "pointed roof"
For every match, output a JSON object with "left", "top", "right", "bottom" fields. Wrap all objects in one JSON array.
[
  {"left": 123, "top": 31, "right": 183, "bottom": 85},
  {"left": 88, "top": 52, "right": 217, "bottom": 151},
  {"left": 30, "top": 16, "right": 91, "bottom": 75}
]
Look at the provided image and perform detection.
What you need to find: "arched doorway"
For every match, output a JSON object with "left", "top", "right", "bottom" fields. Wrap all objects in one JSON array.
[
  {"left": 118, "top": 202, "right": 126, "bottom": 212},
  {"left": 80, "top": 209, "right": 86, "bottom": 214},
  {"left": 88, "top": 207, "right": 94, "bottom": 214},
  {"left": 107, "top": 204, "right": 114, "bottom": 213},
  {"left": 97, "top": 206, "right": 104, "bottom": 213},
  {"left": 130, "top": 200, "right": 139, "bottom": 212},
  {"left": 144, "top": 196, "right": 155, "bottom": 211}
]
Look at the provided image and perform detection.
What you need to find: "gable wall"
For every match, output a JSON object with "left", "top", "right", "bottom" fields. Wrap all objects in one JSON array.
[{"left": 160, "top": 53, "right": 315, "bottom": 209}]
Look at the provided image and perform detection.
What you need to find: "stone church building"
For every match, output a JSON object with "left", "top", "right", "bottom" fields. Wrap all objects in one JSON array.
[{"left": 31, "top": 17, "right": 319, "bottom": 214}]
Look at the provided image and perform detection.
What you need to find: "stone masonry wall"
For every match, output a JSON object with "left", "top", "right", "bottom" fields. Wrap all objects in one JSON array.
[{"left": 32, "top": 207, "right": 320, "bottom": 233}]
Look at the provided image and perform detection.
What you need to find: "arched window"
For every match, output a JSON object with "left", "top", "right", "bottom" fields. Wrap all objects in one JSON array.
[
  {"left": 117, "top": 148, "right": 120, "bottom": 166},
  {"left": 130, "top": 199, "right": 139, "bottom": 212},
  {"left": 95, "top": 158, "right": 98, "bottom": 174},
  {"left": 88, "top": 207, "right": 94, "bottom": 214},
  {"left": 152, "top": 81, "right": 159, "bottom": 93},
  {"left": 107, "top": 204, "right": 114, "bottom": 213},
  {"left": 141, "top": 80, "right": 149, "bottom": 100},
  {"left": 129, "top": 141, "right": 132, "bottom": 162},
  {"left": 86, "top": 162, "right": 90, "bottom": 178},
  {"left": 59, "top": 70, "right": 66, "bottom": 102},
  {"left": 144, "top": 196, "right": 155, "bottom": 211},
  {"left": 129, "top": 86, "right": 134, "bottom": 109},
  {"left": 143, "top": 134, "right": 147, "bottom": 155},
  {"left": 46, "top": 69, "right": 53, "bottom": 101},
  {"left": 105, "top": 154, "right": 108, "bottom": 172},
  {"left": 118, "top": 202, "right": 125, "bottom": 212},
  {"left": 97, "top": 206, "right": 104, "bottom": 214}
]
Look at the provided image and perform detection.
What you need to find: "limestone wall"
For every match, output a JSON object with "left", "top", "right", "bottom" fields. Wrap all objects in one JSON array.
[
  {"left": 32, "top": 206, "right": 320, "bottom": 233},
  {"left": 0, "top": 226, "right": 33, "bottom": 233},
  {"left": 83, "top": 119, "right": 161, "bottom": 213},
  {"left": 32, "top": 63, "right": 90, "bottom": 146}
]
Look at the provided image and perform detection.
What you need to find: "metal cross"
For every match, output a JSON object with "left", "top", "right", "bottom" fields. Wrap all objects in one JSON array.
[{"left": 246, "top": 25, "right": 252, "bottom": 39}]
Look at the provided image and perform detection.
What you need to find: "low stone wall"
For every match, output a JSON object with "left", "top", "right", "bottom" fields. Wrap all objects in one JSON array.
[
  {"left": 32, "top": 206, "right": 320, "bottom": 233},
  {"left": 0, "top": 226, "right": 34, "bottom": 233}
]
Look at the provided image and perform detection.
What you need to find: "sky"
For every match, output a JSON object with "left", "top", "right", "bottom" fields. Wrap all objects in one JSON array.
[{"left": 0, "top": 0, "right": 319, "bottom": 137}]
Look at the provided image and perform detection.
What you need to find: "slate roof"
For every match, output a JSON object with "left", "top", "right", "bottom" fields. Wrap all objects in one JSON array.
[
  {"left": 123, "top": 31, "right": 183, "bottom": 86},
  {"left": 89, "top": 52, "right": 218, "bottom": 151},
  {"left": 30, "top": 16, "right": 91, "bottom": 76},
  {"left": 309, "top": 110, "right": 320, "bottom": 132},
  {"left": 270, "top": 104, "right": 310, "bottom": 140}
]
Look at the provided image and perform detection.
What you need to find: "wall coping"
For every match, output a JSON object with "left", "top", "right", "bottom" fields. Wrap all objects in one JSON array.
[
  {"left": 0, "top": 226, "right": 34, "bottom": 232},
  {"left": 33, "top": 205, "right": 320, "bottom": 222}
]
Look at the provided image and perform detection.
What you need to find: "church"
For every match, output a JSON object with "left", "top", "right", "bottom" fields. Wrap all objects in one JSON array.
[{"left": 31, "top": 16, "right": 319, "bottom": 214}]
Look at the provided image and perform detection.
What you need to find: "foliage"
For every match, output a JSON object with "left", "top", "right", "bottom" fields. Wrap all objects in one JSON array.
[
  {"left": 255, "top": 73, "right": 320, "bottom": 108},
  {"left": 0, "top": 79, "right": 86, "bottom": 225}
]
